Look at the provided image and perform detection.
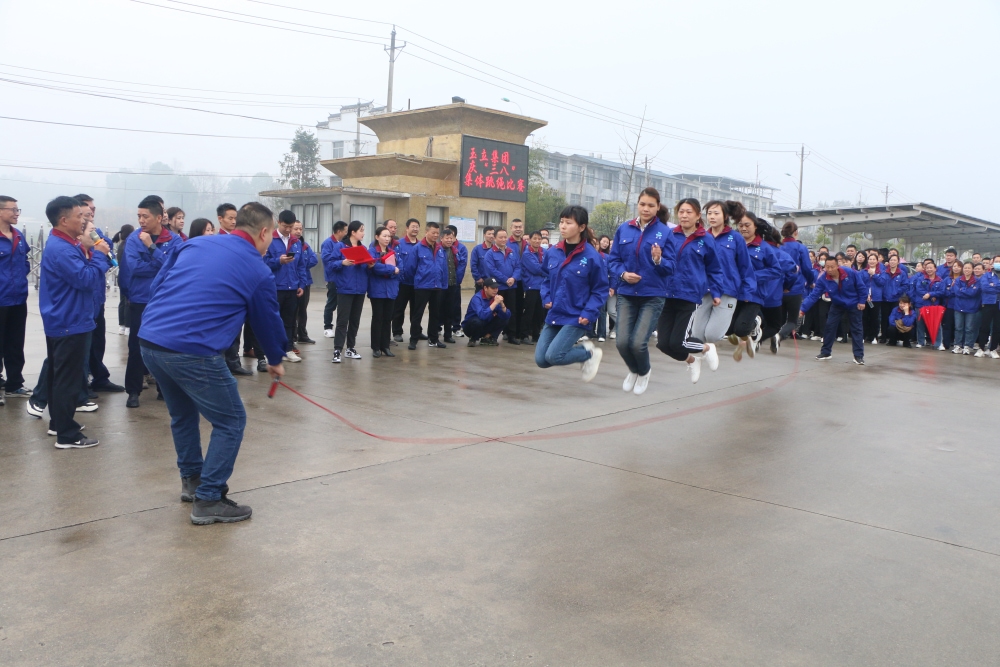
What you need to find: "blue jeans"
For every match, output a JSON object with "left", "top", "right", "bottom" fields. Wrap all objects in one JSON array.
[
  {"left": 821, "top": 304, "right": 864, "bottom": 358},
  {"left": 615, "top": 295, "right": 665, "bottom": 375},
  {"left": 916, "top": 311, "right": 941, "bottom": 346},
  {"left": 141, "top": 347, "right": 247, "bottom": 502},
  {"left": 535, "top": 324, "right": 591, "bottom": 368},
  {"left": 954, "top": 311, "right": 980, "bottom": 348}
]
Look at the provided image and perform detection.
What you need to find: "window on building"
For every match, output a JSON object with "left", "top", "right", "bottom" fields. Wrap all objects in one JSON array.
[
  {"left": 548, "top": 161, "right": 562, "bottom": 180},
  {"left": 602, "top": 171, "right": 614, "bottom": 190},
  {"left": 332, "top": 141, "right": 344, "bottom": 159},
  {"left": 350, "top": 204, "right": 377, "bottom": 245},
  {"left": 662, "top": 182, "right": 673, "bottom": 199},
  {"left": 584, "top": 196, "right": 595, "bottom": 210},
  {"left": 584, "top": 168, "right": 596, "bottom": 186},
  {"left": 426, "top": 206, "right": 446, "bottom": 224},
  {"left": 319, "top": 203, "right": 334, "bottom": 240},
  {"left": 570, "top": 194, "right": 581, "bottom": 205},
  {"left": 291, "top": 205, "right": 304, "bottom": 224},
  {"left": 701, "top": 189, "right": 710, "bottom": 201},
  {"left": 301, "top": 205, "right": 319, "bottom": 249},
  {"left": 478, "top": 210, "right": 506, "bottom": 241},
  {"left": 571, "top": 164, "right": 582, "bottom": 183},
  {"left": 651, "top": 178, "right": 661, "bottom": 191}
]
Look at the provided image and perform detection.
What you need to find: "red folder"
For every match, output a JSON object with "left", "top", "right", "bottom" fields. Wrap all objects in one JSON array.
[{"left": 342, "top": 245, "right": 376, "bottom": 265}]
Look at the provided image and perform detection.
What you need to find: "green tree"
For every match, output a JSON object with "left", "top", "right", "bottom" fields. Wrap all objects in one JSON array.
[
  {"left": 590, "top": 201, "right": 628, "bottom": 238},
  {"left": 525, "top": 183, "right": 565, "bottom": 232},
  {"left": 279, "top": 128, "right": 323, "bottom": 189}
]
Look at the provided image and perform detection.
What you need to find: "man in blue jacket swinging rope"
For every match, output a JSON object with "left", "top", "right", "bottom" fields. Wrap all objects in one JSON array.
[
  {"left": 800, "top": 254, "right": 868, "bottom": 364},
  {"left": 139, "top": 202, "right": 286, "bottom": 525}
]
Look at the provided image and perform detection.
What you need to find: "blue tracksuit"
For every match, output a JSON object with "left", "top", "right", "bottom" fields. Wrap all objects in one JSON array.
[
  {"left": 483, "top": 245, "right": 521, "bottom": 286},
  {"left": 664, "top": 226, "right": 723, "bottom": 304},
  {"left": 91, "top": 228, "right": 113, "bottom": 315},
  {"left": 864, "top": 265, "right": 884, "bottom": 302},
  {"left": 470, "top": 242, "right": 492, "bottom": 282},
  {"left": 745, "top": 237, "right": 783, "bottom": 305},
  {"left": 39, "top": 230, "right": 109, "bottom": 337},
  {"left": 910, "top": 273, "right": 945, "bottom": 308},
  {"left": 763, "top": 244, "right": 797, "bottom": 308},
  {"left": 607, "top": 217, "right": 675, "bottom": 298},
  {"left": 878, "top": 267, "right": 909, "bottom": 302},
  {"left": 264, "top": 232, "right": 306, "bottom": 290},
  {"left": 953, "top": 276, "right": 981, "bottom": 313},
  {"left": 320, "top": 235, "right": 342, "bottom": 283},
  {"left": 411, "top": 238, "right": 447, "bottom": 290},
  {"left": 463, "top": 289, "right": 511, "bottom": 328},
  {"left": 889, "top": 307, "right": 917, "bottom": 329},
  {"left": 978, "top": 271, "right": 999, "bottom": 306},
  {"left": 0, "top": 226, "right": 31, "bottom": 307},
  {"left": 395, "top": 237, "right": 420, "bottom": 286},
  {"left": 711, "top": 226, "right": 756, "bottom": 300},
  {"left": 367, "top": 242, "right": 400, "bottom": 300},
  {"left": 802, "top": 267, "right": 868, "bottom": 313},
  {"left": 124, "top": 227, "right": 179, "bottom": 304},
  {"left": 540, "top": 242, "right": 609, "bottom": 327},
  {"left": 299, "top": 240, "right": 318, "bottom": 286},
  {"left": 521, "top": 246, "right": 546, "bottom": 290},
  {"left": 140, "top": 233, "right": 286, "bottom": 365},
  {"left": 325, "top": 241, "right": 369, "bottom": 295},
  {"left": 779, "top": 239, "right": 815, "bottom": 296}
]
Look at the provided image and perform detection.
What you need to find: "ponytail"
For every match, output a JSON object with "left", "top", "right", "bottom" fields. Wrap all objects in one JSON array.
[{"left": 638, "top": 187, "right": 670, "bottom": 223}]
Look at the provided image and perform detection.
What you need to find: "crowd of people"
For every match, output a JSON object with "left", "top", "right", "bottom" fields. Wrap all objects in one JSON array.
[{"left": 1, "top": 189, "right": 996, "bottom": 523}]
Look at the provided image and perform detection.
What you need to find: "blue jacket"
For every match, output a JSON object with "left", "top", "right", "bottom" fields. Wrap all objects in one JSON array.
[
  {"left": 325, "top": 240, "right": 369, "bottom": 295},
  {"left": 607, "top": 218, "right": 675, "bottom": 298},
  {"left": 910, "top": 273, "right": 945, "bottom": 308},
  {"left": 778, "top": 239, "right": 815, "bottom": 296},
  {"left": 0, "top": 226, "right": 31, "bottom": 307},
  {"left": 952, "top": 275, "right": 981, "bottom": 313},
  {"left": 264, "top": 231, "right": 307, "bottom": 291},
  {"left": 395, "top": 237, "right": 420, "bottom": 286},
  {"left": 411, "top": 238, "right": 447, "bottom": 290},
  {"left": 540, "top": 241, "right": 609, "bottom": 326},
  {"left": 39, "top": 230, "right": 109, "bottom": 337},
  {"left": 299, "top": 239, "right": 318, "bottom": 286},
  {"left": 978, "top": 271, "right": 999, "bottom": 306},
  {"left": 521, "top": 246, "right": 546, "bottom": 290},
  {"left": 744, "top": 237, "right": 784, "bottom": 305},
  {"left": 140, "top": 232, "right": 287, "bottom": 365},
  {"left": 665, "top": 226, "right": 723, "bottom": 304},
  {"left": 463, "top": 289, "right": 512, "bottom": 327},
  {"left": 802, "top": 267, "right": 867, "bottom": 313},
  {"left": 320, "top": 235, "right": 342, "bottom": 283},
  {"left": 470, "top": 242, "right": 492, "bottom": 282},
  {"left": 936, "top": 263, "right": 953, "bottom": 279},
  {"left": 124, "top": 227, "right": 179, "bottom": 304},
  {"left": 863, "top": 264, "right": 884, "bottom": 302},
  {"left": 443, "top": 243, "right": 468, "bottom": 285},
  {"left": 712, "top": 226, "right": 756, "bottom": 302},
  {"left": 764, "top": 243, "right": 797, "bottom": 308},
  {"left": 889, "top": 306, "right": 917, "bottom": 329},
  {"left": 876, "top": 267, "right": 909, "bottom": 302},
  {"left": 367, "top": 242, "right": 400, "bottom": 300},
  {"left": 483, "top": 245, "right": 521, "bottom": 286}
]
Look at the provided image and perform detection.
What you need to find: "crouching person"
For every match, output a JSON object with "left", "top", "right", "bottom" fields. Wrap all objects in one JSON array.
[
  {"left": 138, "top": 202, "right": 287, "bottom": 525},
  {"left": 886, "top": 294, "right": 917, "bottom": 347},
  {"left": 462, "top": 277, "right": 510, "bottom": 346}
]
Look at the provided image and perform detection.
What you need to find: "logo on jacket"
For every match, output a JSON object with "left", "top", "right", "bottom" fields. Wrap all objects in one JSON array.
[
  {"left": 655, "top": 232, "right": 662, "bottom": 239},
  {"left": 580, "top": 257, "right": 588, "bottom": 265}
]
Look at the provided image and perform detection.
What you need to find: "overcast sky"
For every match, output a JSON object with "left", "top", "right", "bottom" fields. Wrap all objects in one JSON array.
[{"left": 1, "top": 0, "right": 996, "bottom": 228}]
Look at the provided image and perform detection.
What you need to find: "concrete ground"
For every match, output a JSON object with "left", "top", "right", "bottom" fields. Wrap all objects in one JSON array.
[{"left": 2, "top": 289, "right": 999, "bottom": 666}]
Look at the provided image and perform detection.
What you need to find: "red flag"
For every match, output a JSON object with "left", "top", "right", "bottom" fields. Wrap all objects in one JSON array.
[{"left": 920, "top": 305, "right": 945, "bottom": 344}]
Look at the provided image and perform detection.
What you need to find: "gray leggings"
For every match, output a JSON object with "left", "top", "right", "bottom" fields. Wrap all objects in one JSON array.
[{"left": 691, "top": 293, "right": 738, "bottom": 343}]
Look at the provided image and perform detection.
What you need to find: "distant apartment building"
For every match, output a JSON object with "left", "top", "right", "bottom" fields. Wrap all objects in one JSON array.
[{"left": 540, "top": 151, "right": 777, "bottom": 218}]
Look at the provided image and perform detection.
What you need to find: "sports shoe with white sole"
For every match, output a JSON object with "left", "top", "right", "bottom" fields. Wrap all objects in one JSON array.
[
  {"left": 345, "top": 348, "right": 362, "bottom": 359},
  {"left": 454, "top": 330, "right": 465, "bottom": 337},
  {"left": 581, "top": 346, "right": 603, "bottom": 382},
  {"left": 963, "top": 346, "right": 971, "bottom": 355},
  {"left": 745, "top": 335, "right": 756, "bottom": 359},
  {"left": 610, "top": 331, "right": 616, "bottom": 339},
  {"left": 937, "top": 343, "right": 946, "bottom": 351},
  {"left": 622, "top": 372, "right": 638, "bottom": 392},
  {"left": 991, "top": 350, "right": 1000, "bottom": 359},
  {"left": 598, "top": 337, "right": 606, "bottom": 342},
  {"left": 633, "top": 370, "right": 651, "bottom": 395},
  {"left": 687, "top": 356, "right": 702, "bottom": 384},
  {"left": 48, "top": 424, "right": 85, "bottom": 436},
  {"left": 55, "top": 436, "right": 99, "bottom": 449},
  {"left": 331, "top": 350, "right": 342, "bottom": 363},
  {"left": 284, "top": 350, "right": 302, "bottom": 362},
  {"left": 975, "top": 349, "right": 985, "bottom": 357},
  {"left": 323, "top": 329, "right": 334, "bottom": 338},
  {"left": 26, "top": 400, "right": 44, "bottom": 417},
  {"left": 118, "top": 326, "right": 127, "bottom": 335},
  {"left": 733, "top": 339, "right": 745, "bottom": 362},
  {"left": 702, "top": 342, "right": 719, "bottom": 372},
  {"left": 853, "top": 357, "right": 865, "bottom": 365},
  {"left": 75, "top": 401, "right": 99, "bottom": 413},
  {"left": 815, "top": 353, "right": 832, "bottom": 360}
]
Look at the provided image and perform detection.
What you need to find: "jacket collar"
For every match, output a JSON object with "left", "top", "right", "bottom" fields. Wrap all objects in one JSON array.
[
  {"left": 748, "top": 235, "right": 762, "bottom": 247},
  {"left": 50, "top": 228, "right": 81, "bottom": 246},
  {"left": 491, "top": 244, "right": 512, "bottom": 257},
  {"left": 230, "top": 229, "right": 257, "bottom": 248}
]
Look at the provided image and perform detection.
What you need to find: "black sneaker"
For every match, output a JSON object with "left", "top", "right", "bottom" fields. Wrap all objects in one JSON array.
[
  {"left": 381, "top": 348, "right": 395, "bottom": 358},
  {"left": 508, "top": 337, "right": 521, "bottom": 345},
  {"left": 180, "top": 475, "right": 201, "bottom": 502},
  {"left": 332, "top": 350, "right": 342, "bottom": 363},
  {"left": 467, "top": 339, "right": 479, "bottom": 347},
  {"left": 815, "top": 353, "right": 832, "bottom": 361},
  {"left": 393, "top": 334, "right": 403, "bottom": 343},
  {"left": 229, "top": 364, "right": 253, "bottom": 377},
  {"left": 297, "top": 337, "right": 316, "bottom": 345},
  {"left": 26, "top": 399, "right": 44, "bottom": 418},
  {"left": 521, "top": 337, "right": 533, "bottom": 345},
  {"left": 91, "top": 381, "right": 125, "bottom": 393},
  {"left": 126, "top": 393, "right": 140, "bottom": 408},
  {"left": 191, "top": 496, "right": 252, "bottom": 525},
  {"left": 429, "top": 340, "right": 446, "bottom": 348},
  {"left": 372, "top": 349, "right": 382, "bottom": 358},
  {"left": 853, "top": 357, "right": 865, "bottom": 365},
  {"left": 256, "top": 359, "right": 267, "bottom": 373},
  {"left": 444, "top": 336, "right": 457, "bottom": 344},
  {"left": 407, "top": 341, "right": 417, "bottom": 350},
  {"left": 55, "top": 436, "right": 99, "bottom": 449},
  {"left": 417, "top": 333, "right": 428, "bottom": 341}
]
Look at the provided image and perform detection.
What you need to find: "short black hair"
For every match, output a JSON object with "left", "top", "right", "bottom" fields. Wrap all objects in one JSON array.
[
  {"left": 835, "top": 252, "right": 847, "bottom": 260},
  {"left": 138, "top": 197, "right": 163, "bottom": 218},
  {"left": 530, "top": 231, "right": 542, "bottom": 239},
  {"left": 144, "top": 195, "right": 164, "bottom": 205},
  {"left": 824, "top": 255, "right": 838, "bottom": 263},
  {"left": 236, "top": 202, "right": 273, "bottom": 233},
  {"left": 482, "top": 225, "right": 494, "bottom": 234},
  {"left": 277, "top": 209, "right": 297, "bottom": 224},
  {"left": 945, "top": 247, "right": 958, "bottom": 255},
  {"left": 512, "top": 218, "right": 522, "bottom": 223},
  {"left": 446, "top": 224, "right": 458, "bottom": 236},
  {"left": 73, "top": 193, "right": 94, "bottom": 204},
  {"left": 898, "top": 294, "right": 911, "bottom": 304},
  {"left": 426, "top": 221, "right": 441, "bottom": 230},
  {"left": 846, "top": 244, "right": 857, "bottom": 250},
  {"left": 558, "top": 205, "right": 589, "bottom": 227},
  {"left": 333, "top": 220, "right": 348, "bottom": 233},
  {"left": 217, "top": 203, "right": 237, "bottom": 218},
  {"left": 0, "top": 195, "right": 16, "bottom": 205},
  {"left": 406, "top": 218, "right": 420, "bottom": 228},
  {"left": 888, "top": 248, "right": 899, "bottom": 256},
  {"left": 441, "top": 227, "right": 455, "bottom": 237},
  {"left": 45, "top": 196, "right": 82, "bottom": 225}
]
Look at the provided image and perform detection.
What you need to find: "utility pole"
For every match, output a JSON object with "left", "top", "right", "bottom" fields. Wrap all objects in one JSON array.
[
  {"left": 796, "top": 143, "right": 809, "bottom": 209},
  {"left": 644, "top": 156, "right": 650, "bottom": 188},
  {"left": 881, "top": 184, "right": 892, "bottom": 205},
  {"left": 384, "top": 26, "right": 406, "bottom": 113},
  {"left": 354, "top": 98, "right": 361, "bottom": 157}
]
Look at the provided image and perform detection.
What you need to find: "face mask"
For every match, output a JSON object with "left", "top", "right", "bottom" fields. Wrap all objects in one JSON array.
[{"left": 540, "top": 241, "right": 550, "bottom": 249}]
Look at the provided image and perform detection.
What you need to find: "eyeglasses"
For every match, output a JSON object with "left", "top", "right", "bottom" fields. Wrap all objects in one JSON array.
[{"left": 1, "top": 207, "right": 21, "bottom": 214}]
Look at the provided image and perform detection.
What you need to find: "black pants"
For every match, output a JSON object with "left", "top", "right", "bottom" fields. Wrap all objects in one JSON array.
[
  {"left": 369, "top": 297, "right": 394, "bottom": 352},
  {"left": 862, "top": 302, "right": 880, "bottom": 342},
  {"left": 0, "top": 303, "right": 28, "bottom": 392},
  {"left": 977, "top": 303, "right": 1000, "bottom": 349},
  {"left": 334, "top": 293, "right": 365, "bottom": 351},
  {"left": 814, "top": 300, "right": 831, "bottom": 338},
  {"left": 942, "top": 307, "right": 956, "bottom": 348},
  {"left": 323, "top": 281, "right": 338, "bottom": 330},
  {"left": 125, "top": 302, "right": 148, "bottom": 395},
  {"left": 655, "top": 298, "right": 702, "bottom": 361},
  {"left": 498, "top": 288, "right": 519, "bottom": 340},
  {"left": 523, "top": 289, "right": 544, "bottom": 340},
  {"left": 88, "top": 308, "right": 111, "bottom": 386},
  {"left": 514, "top": 282, "right": 526, "bottom": 338},
  {"left": 46, "top": 332, "right": 87, "bottom": 443},
  {"left": 463, "top": 316, "right": 506, "bottom": 341},
  {"left": 727, "top": 301, "right": 761, "bottom": 337},
  {"left": 886, "top": 325, "right": 915, "bottom": 346},
  {"left": 276, "top": 290, "right": 299, "bottom": 352},
  {"left": 878, "top": 301, "right": 895, "bottom": 341},
  {"left": 296, "top": 284, "right": 311, "bottom": 340},
  {"left": 444, "top": 284, "right": 462, "bottom": 334},
  {"left": 412, "top": 289, "right": 443, "bottom": 342},
  {"left": 118, "top": 294, "right": 130, "bottom": 327},
  {"left": 393, "top": 283, "right": 417, "bottom": 337},
  {"left": 778, "top": 294, "right": 803, "bottom": 340},
  {"left": 760, "top": 305, "right": 783, "bottom": 341}
]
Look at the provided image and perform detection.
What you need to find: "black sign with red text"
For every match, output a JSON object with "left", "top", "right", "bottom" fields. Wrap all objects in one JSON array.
[{"left": 460, "top": 135, "right": 529, "bottom": 202}]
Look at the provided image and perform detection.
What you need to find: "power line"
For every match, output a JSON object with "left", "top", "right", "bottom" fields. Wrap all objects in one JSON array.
[
  {"left": 0, "top": 162, "right": 279, "bottom": 178},
  {"left": 0, "top": 175, "right": 279, "bottom": 197}
]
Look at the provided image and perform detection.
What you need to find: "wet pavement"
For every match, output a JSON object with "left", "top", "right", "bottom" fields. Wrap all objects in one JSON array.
[{"left": 2, "top": 292, "right": 999, "bottom": 666}]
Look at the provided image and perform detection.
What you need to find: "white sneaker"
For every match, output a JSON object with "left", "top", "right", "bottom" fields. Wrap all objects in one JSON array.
[
  {"left": 702, "top": 342, "right": 719, "bottom": 371},
  {"left": 323, "top": 329, "right": 334, "bottom": 338},
  {"left": 975, "top": 349, "right": 985, "bottom": 357},
  {"left": 622, "top": 372, "right": 638, "bottom": 392},
  {"left": 598, "top": 337, "right": 606, "bottom": 342},
  {"left": 118, "top": 326, "right": 126, "bottom": 335},
  {"left": 688, "top": 356, "right": 702, "bottom": 384},
  {"left": 810, "top": 335, "right": 821, "bottom": 341},
  {"left": 581, "top": 346, "right": 603, "bottom": 382},
  {"left": 963, "top": 346, "right": 971, "bottom": 355},
  {"left": 454, "top": 330, "right": 465, "bottom": 338},
  {"left": 937, "top": 344, "right": 945, "bottom": 351},
  {"left": 952, "top": 346, "right": 962, "bottom": 354},
  {"left": 578, "top": 335, "right": 588, "bottom": 343},
  {"left": 610, "top": 331, "right": 616, "bottom": 339},
  {"left": 753, "top": 317, "right": 763, "bottom": 345},
  {"left": 345, "top": 348, "right": 362, "bottom": 360},
  {"left": 75, "top": 401, "right": 99, "bottom": 413},
  {"left": 331, "top": 350, "right": 342, "bottom": 363},
  {"left": 991, "top": 350, "right": 1000, "bottom": 359},
  {"left": 633, "top": 370, "right": 651, "bottom": 395},
  {"left": 284, "top": 350, "right": 302, "bottom": 362},
  {"left": 836, "top": 337, "right": 844, "bottom": 343},
  {"left": 915, "top": 344, "right": 922, "bottom": 348},
  {"left": 872, "top": 338, "right": 878, "bottom": 345},
  {"left": 651, "top": 330, "right": 658, "bottom": 337},
  {"left": 124, "top": 327, "right": 130, "bottom": 336}
]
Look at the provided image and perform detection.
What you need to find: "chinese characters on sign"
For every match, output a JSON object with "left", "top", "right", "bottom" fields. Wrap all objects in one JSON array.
[{"left": 459, "top": 135, "right": 529, "bottom": 203}]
